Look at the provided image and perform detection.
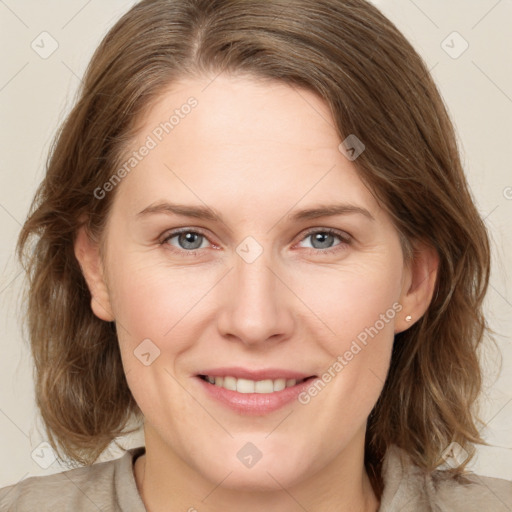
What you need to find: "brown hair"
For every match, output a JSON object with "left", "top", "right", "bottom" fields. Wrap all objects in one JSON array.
[{"left": 17, "top": 0, "right": 493, "bottom": 497}]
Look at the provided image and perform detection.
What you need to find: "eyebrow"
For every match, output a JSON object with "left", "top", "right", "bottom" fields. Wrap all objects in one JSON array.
[
  {"left": 289, "top": 204, "right": 375, "bottom": 222},
  {"left": 137, "top": 201, "right": 375, "bottom": 222}
]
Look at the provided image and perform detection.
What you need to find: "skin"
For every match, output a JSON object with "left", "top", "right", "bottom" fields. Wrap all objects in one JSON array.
[{"left": 75, "top": 74, "right": 438, "bottom": 512}]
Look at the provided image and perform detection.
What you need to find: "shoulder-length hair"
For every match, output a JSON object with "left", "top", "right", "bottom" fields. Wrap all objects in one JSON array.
[{"left": 17, "top": 0, "right": 492, "bottom": 497}]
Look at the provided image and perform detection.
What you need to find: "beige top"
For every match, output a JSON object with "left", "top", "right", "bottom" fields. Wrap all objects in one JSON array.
[{"left": 1, "top": 444, "right": 511, "bottom": 511}]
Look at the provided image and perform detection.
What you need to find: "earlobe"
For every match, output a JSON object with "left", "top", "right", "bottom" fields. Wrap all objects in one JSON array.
[
  {"left": 395, "top": 241, "right": 439, "bottom": 334},
  {"left": 74, "top": 226, "right": 115, "bottom": 322}
]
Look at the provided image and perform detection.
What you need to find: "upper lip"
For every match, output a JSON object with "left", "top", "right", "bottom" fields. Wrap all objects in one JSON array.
[{"left": 197, "top": 366, "right": 316, "bottom": 381}]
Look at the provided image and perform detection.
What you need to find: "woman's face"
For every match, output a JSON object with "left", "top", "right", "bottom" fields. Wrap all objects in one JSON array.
[{"left": 93, "top": 74, "right": 414, "bottom": 489}]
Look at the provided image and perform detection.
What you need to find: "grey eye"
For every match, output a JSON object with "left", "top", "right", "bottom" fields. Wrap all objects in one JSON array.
[
  {"left": 308, "top": 232, "right": 338, "bottom": 249},
  {"left": 165, "top": 231, "right": 208, "bottom": 251}
]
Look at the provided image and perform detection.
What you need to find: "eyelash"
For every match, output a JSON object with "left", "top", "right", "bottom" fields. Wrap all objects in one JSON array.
[{"left": 159, "top": 227, "right": 352, "bottom": 257}]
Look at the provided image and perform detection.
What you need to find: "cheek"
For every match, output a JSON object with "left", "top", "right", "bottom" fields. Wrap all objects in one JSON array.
[
  {"left": 106, "top": 251, "right": 213, "bottom": 341},
  {"left": 289, "top": 254, "right": 401, "bottom": 423},
  {"left": 289, "top": 254, "right": 403, "bottom": 352},
  {"left": 105, "top": 254, "right": 208, "bottom": 416}
]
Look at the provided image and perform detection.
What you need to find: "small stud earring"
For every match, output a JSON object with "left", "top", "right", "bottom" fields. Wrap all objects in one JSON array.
[{"left": 405, "top": 315, "right": 412, "bottom": 322}]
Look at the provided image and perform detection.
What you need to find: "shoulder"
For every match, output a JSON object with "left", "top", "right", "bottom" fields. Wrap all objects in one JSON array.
[
  {"left": 380, "top": 445, "right": 512, "bottom": 511},
  {"left": 0, "top": 456, "right": 119, "bottom": 511},
  {"left": 429, "top": 470, "right": 512, "bottom": 510},
  {"left": 0, "top": 446, "right": 146, "bottom": 512}
]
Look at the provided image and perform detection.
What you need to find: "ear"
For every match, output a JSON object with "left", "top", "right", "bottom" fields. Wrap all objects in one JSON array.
[
  {"left": 74, "top": 225, "right": 115, "bottom": 322},
  {"left": 395, "top": 240, "right": 439, "bottom": 334}
]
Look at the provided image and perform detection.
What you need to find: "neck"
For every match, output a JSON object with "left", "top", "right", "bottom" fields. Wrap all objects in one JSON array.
[{"left": 134, "top": 424, "right": 379, "bottom": 512}]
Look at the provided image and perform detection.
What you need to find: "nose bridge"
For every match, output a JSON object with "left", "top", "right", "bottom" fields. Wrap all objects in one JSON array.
[{"left": 217, "top": 237, "right": 293, "bottom": 345}]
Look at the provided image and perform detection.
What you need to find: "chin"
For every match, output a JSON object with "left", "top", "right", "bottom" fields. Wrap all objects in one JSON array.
[
  {"left": 193, "top": 442, "right": 317, "bottom": 492},
  {"left": 202, "top": 465, "right": 307, "bottom": 493}
]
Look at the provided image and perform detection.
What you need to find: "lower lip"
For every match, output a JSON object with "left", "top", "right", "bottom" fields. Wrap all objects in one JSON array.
[{"left": 196, "top": 376, "right": 317, "bottom": 415}]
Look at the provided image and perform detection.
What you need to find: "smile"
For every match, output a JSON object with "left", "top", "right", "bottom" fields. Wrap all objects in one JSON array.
[
  {"left": 198, "top": 375, "right": 309, "bottom": 394},
  {"left": 196, "top": 373, "right": 319, "bottom": 415}
]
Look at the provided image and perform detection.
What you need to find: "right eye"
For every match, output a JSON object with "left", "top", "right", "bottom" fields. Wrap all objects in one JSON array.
[{"left": 160, "top": 228, "right": 213, "bottom": 255}]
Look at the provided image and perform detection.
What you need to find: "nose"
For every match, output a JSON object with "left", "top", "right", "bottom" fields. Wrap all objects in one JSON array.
[{"left": 216, "top": 245, "right": 295, "bottom": 347}]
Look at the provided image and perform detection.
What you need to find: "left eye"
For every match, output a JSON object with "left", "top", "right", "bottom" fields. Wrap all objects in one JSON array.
[{"left": 297, "top": 229, "right": 350, "bottom": 251}]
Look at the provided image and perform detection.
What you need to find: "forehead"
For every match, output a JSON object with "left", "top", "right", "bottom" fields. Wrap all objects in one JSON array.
[{"left": 114, "top": 74, "right": 379, "bottom": 219}]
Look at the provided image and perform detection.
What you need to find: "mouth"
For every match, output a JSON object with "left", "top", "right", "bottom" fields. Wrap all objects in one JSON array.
[
  {"left": 197, "top": 374, "right": 316, "bottom": 394},
  {"left": 194, "top": 366, "right": 319, "bottom": 414}
]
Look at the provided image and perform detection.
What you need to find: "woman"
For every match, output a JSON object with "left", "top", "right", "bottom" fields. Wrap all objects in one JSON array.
[{"left": 1, "top": 0, "right": 511, "bottom": 510}]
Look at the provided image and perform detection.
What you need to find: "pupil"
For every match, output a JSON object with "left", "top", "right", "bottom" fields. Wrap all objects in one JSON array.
[
  {"left": 313, "top": 232, "right": 332, "bottom": 249},
  {"left": 181, "top": 232, "right": 201, "bottom": 249}
]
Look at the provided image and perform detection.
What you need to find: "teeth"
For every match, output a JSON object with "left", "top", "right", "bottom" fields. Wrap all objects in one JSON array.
[
  {"left": 223, "top": 376, "right": 237, "bottom": 391},
  {"left": 202, "top": 375, "right": 302, "bottom": 393},
  {"left": 237, "top": 378, "right": 254, "bottom": 393}
]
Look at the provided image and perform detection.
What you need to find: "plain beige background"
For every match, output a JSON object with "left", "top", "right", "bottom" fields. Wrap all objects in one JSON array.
[{"left": 0, "top": 0, "right": 511, "bottom": 489}]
